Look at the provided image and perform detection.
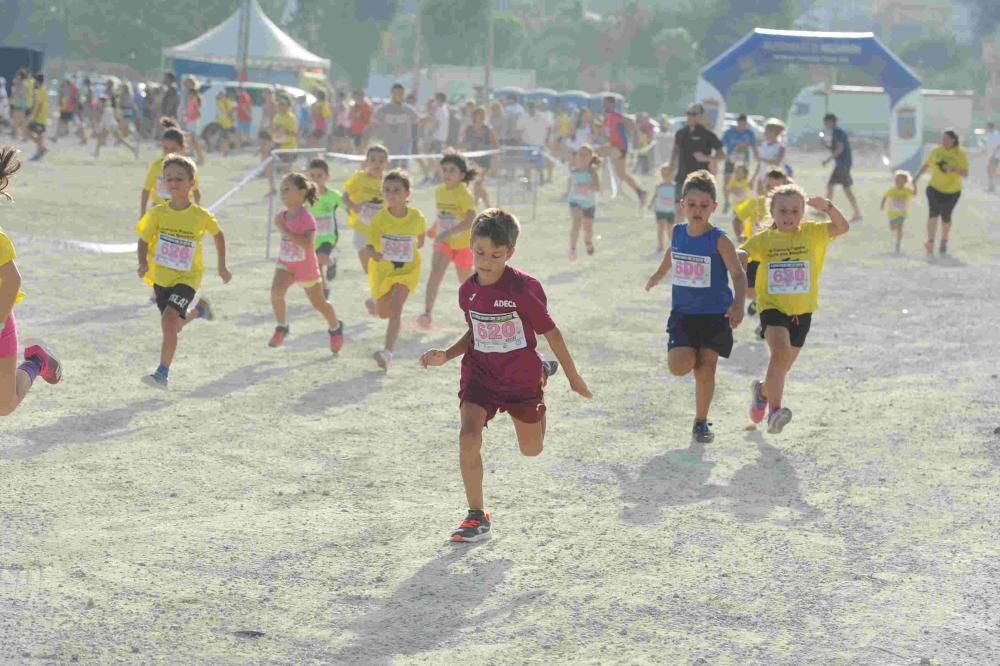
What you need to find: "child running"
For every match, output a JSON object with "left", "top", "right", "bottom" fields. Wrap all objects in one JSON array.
[
  {"left": 645, "top": 170, "right": 746, "bottom": 443},
  {"left": 0, "top": 148, "right": 62, "bottom": 414},
  {"left": 564, "top": 145, "right": 601, "bottom": 260},
  {"left": 141, "top": 118, "right": 201, "bottom": 216},
  {"left": 137, "top": 155, "right": 229, "bottom": 388},
  {"left": 94, "top": 96, "right": 138, "bottom": 158},
  {"left": 725, "top": 164, "right": 752, "bottom": 210},
  {"left": 420, "top": 207, "right": 591, "bottom": 542},
  {"left": 268, "top": 173, "right": 344, "bottom": 352},
  {"left": 880, "top": 170, "right": 914, "bottom": 254},
  {"left": 305, "top": 158, "right": 343, "bottom": 297},
  {"left": 648, "top": 162, "right": 676, "bottom": 253},
  {"left": 737, "top": 183, "right": 849, "bottom": 434},
  {"left": 365, "top": 169, "right": 425, "bottom": 370},
  {"left": 342, "top": 144, "right": 388, "bottom": 310},
  {"left": 732, "top": 169, "right": 789, "bottom": 322},
  {"left": 419, "top": 153, "right": 478, "bottom": 328}
]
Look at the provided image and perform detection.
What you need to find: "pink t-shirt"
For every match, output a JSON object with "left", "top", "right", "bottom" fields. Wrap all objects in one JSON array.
[
  {"left": 277, "top": 207, "right": 320, "bottom": 282},
  {"left": 459, "top": 266, "right": 556, "bottom": 397}
]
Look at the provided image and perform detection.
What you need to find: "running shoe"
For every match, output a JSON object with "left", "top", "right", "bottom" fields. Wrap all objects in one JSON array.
[
  {"left": 326, "top": 258, "right": 337, "bottom": 281},
  {"left": 196, "top": 298, "right": 214, "bottom": 321},
  {"left": 767, "top": 407, "right": 793, "bottom": 434},
  {"left": 23, "top": 339, "right": 62, "bottom": 385},
  {"left": 268, "top": 325, "right": 289, "bottom": 348},
  {"left": 749, "top": 379, "right": 767, "bottom": 424},
  {"left": 329, "top": 321, "right": 344, "bottom": 354},
  {"left": 585, "top": 241, "right": 595, "bottom": 256},
  {"left": 542, "top": 360, "right": 560, "bottom": 379},
  {"left": 939, "top": 240, "right": 948, "bottom": 255},
  {"left": 692, "top": 420, "right": 714, "bottom": 443},
  {"left": 450, "top": 511, "right": 492, "bottom": 543},
  {"left": 568, "top": 249, "right": 578, "bottom": 263},
  {"left": 748, "top": 300, "right": 757, "bottom": 316},
  {"left": 374, "top": 349, "right": 392, "bottom": 370},
  {"left": 141, "top": 372, "right": 168, "bottom": 390},
  {"left": 417, "top": 312, "right": 433, "bottom": 329},
  {"left": 924, "top": 240, "right": 933, "bottom": 255}
]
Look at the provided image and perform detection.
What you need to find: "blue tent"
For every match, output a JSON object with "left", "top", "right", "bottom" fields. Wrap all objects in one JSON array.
[
  {"left": 492, "top": 86, "right": 525, "bottom": 104},
  {"left": 695, "top": 29, "right": 923, "bottom": 173},
  {"left": 524, "top": 88, "right": 558, "bottom": 107},
  {"left": 557, "top": 90, "right": 590, "bottom": 113}
]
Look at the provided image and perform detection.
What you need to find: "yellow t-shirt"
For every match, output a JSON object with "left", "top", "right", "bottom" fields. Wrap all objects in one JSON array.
[
  {"left": 884, "top": 187, "right": 913, "bottom": 219},
  {"left": 435, "top": 183, "right": 476, "bottom": 250},
  {"left": 272, "top": 111, "right": 298, "bottom": 149},
  {"left": 25, "top": 79, "right": 35, "bottom": 110},
  {"left": 343, "top": 171, "right": 384, "bottom": 232},
  {"left": 925, "top": 146, "right": 968, "bottom": 194},
  {"left": 32, "top": 89, "right": 48, "bottom": 124},
  {"left": 740, "top": 221, "right": 834, "bottom": 316},
  {"left": 735, "top": 195, "right": 768, "bottom": 240},
  {"left": 217, "top": 97, "right": 235, "bottom": 129},
  {"left": 0, "top": 229, "right": 25, "bottom": 306},
  {"left": 726, "top": 178, "right": 751, "bottom": 205},
  {"left": 143, "top": 155, "right": 201, "bottom": 206},
  {"left": 367, "top": 206, "right": 426, "bottom": 272},
  {"left": 138, "top": 203, "right": 221, "bottom": 290}
]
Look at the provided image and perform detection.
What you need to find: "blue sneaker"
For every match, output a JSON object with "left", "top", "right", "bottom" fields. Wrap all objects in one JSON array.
[
  {"left": 142, "top": 372, "right": 168, "bottom": 390},
  {"left": 450, "top": 511, "right": 491, "bottom": 543},
  {"left": 692, "top": 420, "right": 714, "bottom": 443}
]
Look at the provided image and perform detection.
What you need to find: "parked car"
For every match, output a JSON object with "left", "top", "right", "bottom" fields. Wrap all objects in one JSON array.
[{"left": 195, "top": 81, "right": 317, "bottom": 148}]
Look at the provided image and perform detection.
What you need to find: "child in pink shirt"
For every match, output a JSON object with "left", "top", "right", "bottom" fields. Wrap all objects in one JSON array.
[{"left": 269, "top": 173, "right": 344, "bottom": 352}]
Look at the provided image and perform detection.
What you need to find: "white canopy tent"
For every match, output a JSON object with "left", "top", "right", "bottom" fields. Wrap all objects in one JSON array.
[{"left": 163, "top": 0, "right": 329, "bottom": 83}]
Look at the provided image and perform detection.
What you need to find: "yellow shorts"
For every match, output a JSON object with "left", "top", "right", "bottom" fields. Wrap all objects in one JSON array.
[{"left": 368, "top": 257, "right": 420, "bottom": 300}]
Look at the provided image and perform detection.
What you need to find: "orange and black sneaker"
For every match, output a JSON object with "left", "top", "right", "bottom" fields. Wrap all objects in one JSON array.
[
  {"left": 268, "top": 325, "right": 290, "bottom": 348},
  {"left": 450, "top": 510, "right": 491, "bottom": 543}
]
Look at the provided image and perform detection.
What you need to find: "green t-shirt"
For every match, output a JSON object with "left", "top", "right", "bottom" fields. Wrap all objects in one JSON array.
[{"left": 308, "top": 188, "right": 343, "bottom": 245}]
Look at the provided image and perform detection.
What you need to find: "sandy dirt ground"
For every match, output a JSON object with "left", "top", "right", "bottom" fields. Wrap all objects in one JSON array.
[{"left": 0, "top": 138, "right": 998, "bottom": 665}]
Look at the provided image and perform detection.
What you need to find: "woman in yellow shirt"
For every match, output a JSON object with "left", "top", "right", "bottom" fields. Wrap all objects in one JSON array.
[
  {"left": 912, "top": 130, "right": 967, "bottom": 256},
  {"left": 0, "top": 148, "right": 63, "bottom": 416},
  {"left": 365, "top": 169, "right": 426, "bottom": 371}
]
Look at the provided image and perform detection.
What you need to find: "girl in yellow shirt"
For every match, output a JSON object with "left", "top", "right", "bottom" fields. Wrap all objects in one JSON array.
[
  {"left": 0, "top": 147, "right": 63, "bottom": 415},
  {"left": 342, "top": 144, "right": 389, "bottom": 280},
  {"left": 365, "top": 169, "right": 426, "bottom": 370},
  {"left": 879, "top": 170, "right": 914, "bottom": 254},
  {"left": 912, "top": 130, "right": 967, "bottom": 256},
  {"left": 420, "top": 153, "right": 478, "bottom": 329},
  {"left": 737, "top": 183, "right": 849, "bottom": 434}
]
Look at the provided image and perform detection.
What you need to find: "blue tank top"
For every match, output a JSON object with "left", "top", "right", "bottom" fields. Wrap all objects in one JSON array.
[
  {"left": 567, "top": 169, "right": 596, "bottom": 207},
  {"left": 670, "top": 224, "right": 733, "bottom": 315}
]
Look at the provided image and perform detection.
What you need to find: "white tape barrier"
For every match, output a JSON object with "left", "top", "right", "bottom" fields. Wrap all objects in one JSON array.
[{"left": 66, "top": 155, "right": 277, "bottom": 255}]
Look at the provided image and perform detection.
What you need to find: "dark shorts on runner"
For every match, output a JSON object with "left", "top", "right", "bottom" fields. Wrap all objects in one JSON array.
[
  {"left": 655, "top": 211, "right": 675, "bottom": 224},
  {"left": 154, "top": 284, "right": 197, "bottom": 319},
  {"left": 27, "top": 122, "right": 46, "bottom": 135},
  {"left": 316, "top": 241, "right": 334, "bottom": 255},
  {"left": 747, "top": 260, "right": 760, "bottom": 288},
  {"left": 828, "top": 163, "right": 853, "bottom": 187},
  {"left": 759, "top": 309, "right": 812, "bottom": 348},
  {"left": 569, "top": 202, "right": 596, "bottom": 219},
  {"left": 460, "top": 383, "right": 546, "bottom": 426},
  {"left": 59, "top": 111, "right": 74, "bottom": 122},
  {"left": 926, "top": 186, "right": 961, "bottom": 223},
  {"left": 666, "top": 312, "right": 733, "bottom": 358}
]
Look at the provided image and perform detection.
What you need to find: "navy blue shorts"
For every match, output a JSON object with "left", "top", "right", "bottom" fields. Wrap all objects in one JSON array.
[{"left": 666, "top": 312, "right": 733, "bottom": 358}]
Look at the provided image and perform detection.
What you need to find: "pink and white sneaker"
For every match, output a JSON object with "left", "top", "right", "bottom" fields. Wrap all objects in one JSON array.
[
  {"left": 749, "top": 380, "right": 767, "bottom": 424},
  {"left": 23, "top": 339, "right": 62, "bottom": 385}
]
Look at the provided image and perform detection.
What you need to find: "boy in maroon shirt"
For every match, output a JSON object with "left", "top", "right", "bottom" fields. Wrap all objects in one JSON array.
[{"left": 421, "top": 208, "right": 591, "bottom": 542}]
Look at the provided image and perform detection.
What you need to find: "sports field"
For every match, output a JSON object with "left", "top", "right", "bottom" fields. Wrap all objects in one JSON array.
[{"left": 1, "top": 142, "right": 998, "bottom": 664}]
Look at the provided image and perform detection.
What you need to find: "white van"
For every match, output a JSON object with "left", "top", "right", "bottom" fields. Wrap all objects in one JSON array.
[{"left": 192, "top": 81, "right": 317, "bottom": 148}]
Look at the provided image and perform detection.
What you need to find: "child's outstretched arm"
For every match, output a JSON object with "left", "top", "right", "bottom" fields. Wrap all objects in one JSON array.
[
  {"left": 542, "top": 327, "right": 591, "bottom": 398},
  {"left": 0, "top": 261, "right": 22, "bottom": 324},
  {"left": 420, "top": 329, "right": 472, "bottom": 368},
  {"left": 645, "top": 248, "right": 673, "bottom": 291},
  {"left": 213, "top": 231, "right": 231, "bottom": 283}
]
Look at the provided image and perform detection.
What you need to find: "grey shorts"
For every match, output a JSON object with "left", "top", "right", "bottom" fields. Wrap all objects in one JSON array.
[{"left": 353, "top": 229, "right": 369, "bottom": 252}]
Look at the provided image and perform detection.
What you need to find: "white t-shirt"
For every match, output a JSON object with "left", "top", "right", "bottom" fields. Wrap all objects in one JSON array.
[
  {"left": 433, "top": 103, "right": 449, "bottom": 143},
  {"left": 985, "top": 130, "right": 1000, "bottom": 159},
  {"left": 516, "top": 112, "right": 551, "bottom": 147}
]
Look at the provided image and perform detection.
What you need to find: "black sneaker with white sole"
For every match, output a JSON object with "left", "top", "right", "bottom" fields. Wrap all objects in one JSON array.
[{"left": 450, "top": 510, "right": 491, "bottom": 543}]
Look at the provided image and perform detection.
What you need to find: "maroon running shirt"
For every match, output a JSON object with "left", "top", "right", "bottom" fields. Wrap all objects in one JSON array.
[{"left": 459, "top": 266, "right": 556, "bottom": 397}]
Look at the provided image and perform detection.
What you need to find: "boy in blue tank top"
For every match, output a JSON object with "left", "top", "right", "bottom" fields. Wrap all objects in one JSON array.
[{"left": 645, "top": 170, "right": 747, "bottom": 443}]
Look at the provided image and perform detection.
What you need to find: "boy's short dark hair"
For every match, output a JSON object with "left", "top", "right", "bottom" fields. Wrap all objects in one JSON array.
[
  {"left": 307, "top": 158, "right": 329, "bottom": 174},
  {"left": 471, "top": 208, "right": 520, "bottom": 248},
  {"left": 383, "top": 168, "right": 410, "bottom": 191},
  {"left": 765, "top": 168, "right": 788, "bottom": 182}
]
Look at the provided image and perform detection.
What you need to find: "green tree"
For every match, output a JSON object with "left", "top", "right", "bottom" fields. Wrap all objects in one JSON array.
[{"left": 419, "top": 0, "right": 489, "bottom": 66}]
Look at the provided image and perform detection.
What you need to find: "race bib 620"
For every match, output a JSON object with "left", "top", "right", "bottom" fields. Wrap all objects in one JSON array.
[{"left": 471, "top": 310, "right": 527, "bottom": 353}]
